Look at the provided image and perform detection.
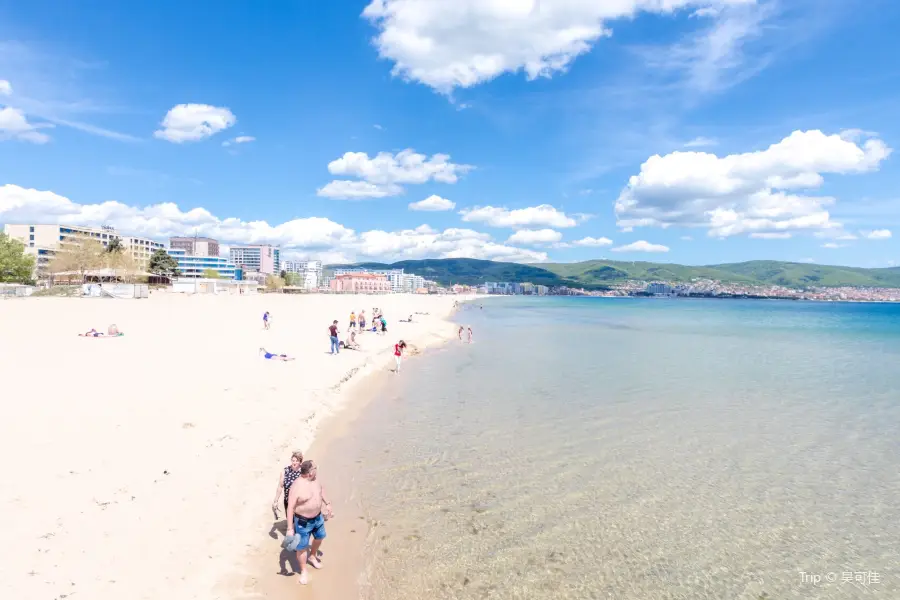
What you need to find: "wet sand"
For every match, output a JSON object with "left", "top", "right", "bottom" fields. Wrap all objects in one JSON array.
[{"left": 233, "top": 365, "right": 398, "bottom": 600}]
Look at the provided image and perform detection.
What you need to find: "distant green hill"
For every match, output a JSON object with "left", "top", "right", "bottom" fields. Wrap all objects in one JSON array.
[{"left": 326, "top": 258, "right": 900, "bottom": 289}]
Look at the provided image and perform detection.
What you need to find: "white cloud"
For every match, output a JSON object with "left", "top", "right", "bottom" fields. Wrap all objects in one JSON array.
[
  {"left": 373, "top": 124, "right": 384, "bottom": 130},
  {"left": 319, "top": 149, "right": 471, "bottom": 199},
  {"left": 506, "top": 229, "right": 563, "bottom": 245},
  {"left": 680, "top": 235, "right": 694, "bottom": 241},
  {"left": 862, "top": 229, "right": 892, "bottom": 240},
  {"left": 0, "top": 106, "right": 53, "bottom": 143},
  {"left": 821, "top": 243, "right": 846, "bottom": 249},
  {"left": 408, "top": 195, "right": 456, "bottom": 212},
  {"left": 750, "top": 232, "right": 791, "bottom": 239},
  {"left": 571, "top": 236, "right": 613, "bottom": 247},
  {"left": 460, "top": 204, "right": 577, "bottom": 229},
  {"left": 611, "top": 240, "right": 670, "bottom": 253},
  {"left": 154, "top": 104, "right": 236, "bottom": 143},
  {"left": 327, "top": 149, "right": 471, "bottom": 185},
  {"left": 361, "top": 0, "right": 753, "bottom": 93},
  {"left": 615, "top": 129, "right": 892, "bottom": 238},
  {"left": 648, "top": 1, "right": 772, "bottom": 95},
  {"left": 356, "top": 226, "right": 547, "bottom": 263},
  {"left": 0, "top": 80, "right": 11, "bottom": 96},
  {"left": 684, "top": 136, "right": 717, "bottom": 148},
  {"left": 317, "top": 180, "right": 403, "bottom": 200},
  {"left": 0, "top": 183, "right": 545, "bottom": 263},
  {"left": 222, "top": 135, "right": 255, "bottom": 147}
]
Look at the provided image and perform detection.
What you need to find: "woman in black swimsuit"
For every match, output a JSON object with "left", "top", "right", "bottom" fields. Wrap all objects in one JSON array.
[{"left": 272, "top": 450, "right": 304, "bottom": 515}]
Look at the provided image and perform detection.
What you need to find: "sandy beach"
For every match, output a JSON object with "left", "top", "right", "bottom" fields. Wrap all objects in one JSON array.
[{"left": 0, "top": 291, "right": 461, "bottom": 600}]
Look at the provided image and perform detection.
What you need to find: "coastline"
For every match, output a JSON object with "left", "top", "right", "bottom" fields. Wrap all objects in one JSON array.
[{"left": 0, "top": 292, "right": 467, "bottom": 600}]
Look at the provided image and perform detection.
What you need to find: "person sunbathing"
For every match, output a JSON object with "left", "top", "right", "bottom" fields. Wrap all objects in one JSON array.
[
  {"left": 259, "top": 348, "right": 295, "bottom": 361},
  {"left": 79, "top": 325, "right": 124, "bottom": 337}
]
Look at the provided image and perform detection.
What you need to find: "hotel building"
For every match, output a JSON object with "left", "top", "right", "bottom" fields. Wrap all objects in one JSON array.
[
  {"left": 283, "top": 259, "right": 323, "bottom": 291},
  {"left": 229, "top": 245, "right": 280, "bottom": 275},
  {"left": 169, "top": 236, "right": 220, "bottom": 257},
  {"left": 166, "top": 248, "right": 238, "bottom": 279},
  {"left": 329, "top": 273, "right": 391, "bottom": 294},
  {"left": 4, "top": 224, "right": 164, "bottom": 270}
]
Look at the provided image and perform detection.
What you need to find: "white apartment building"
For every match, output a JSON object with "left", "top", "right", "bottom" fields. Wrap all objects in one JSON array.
[
  {"left": 402, "top": 274, "right": 426, "bottom": 292},
  {"left": 283, "top": 259, "right": 323, "bottom": 291},
  {"left": 4, "top": 224, "right": 164, "bottom": 270}
]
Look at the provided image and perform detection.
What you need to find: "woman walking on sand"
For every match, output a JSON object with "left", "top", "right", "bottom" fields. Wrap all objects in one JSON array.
[
  {"left": 467, "top": 327, "right": 473, "bottom": 343},
  {"left": 272, "top": 450, "right": 305, "bottom": 517},
  {"left": 394, "top": 340, "right": 407, "bottom": 373}
]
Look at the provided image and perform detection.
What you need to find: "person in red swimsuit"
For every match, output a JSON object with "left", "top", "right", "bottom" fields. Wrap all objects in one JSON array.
[{"left": 393, "top": 340, "right": 407, "bottom": 373}]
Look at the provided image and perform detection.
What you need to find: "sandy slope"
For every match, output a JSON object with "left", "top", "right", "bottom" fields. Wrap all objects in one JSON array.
[{"left": 0, "top": 292, "right": 460, "bottom": 600}]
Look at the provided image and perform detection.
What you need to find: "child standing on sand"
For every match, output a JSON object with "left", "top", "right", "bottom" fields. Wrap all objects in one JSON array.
[
  {"left": 263, "top": 311, "right": 270, "bottom": 330},
  {"left": 394, "top": 340, "right": 407, "bottom": 373}
]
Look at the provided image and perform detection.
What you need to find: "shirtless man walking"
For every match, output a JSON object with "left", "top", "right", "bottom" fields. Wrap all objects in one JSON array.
[{"left": 285, "top": 460, "right": 330, "bottom": 584}]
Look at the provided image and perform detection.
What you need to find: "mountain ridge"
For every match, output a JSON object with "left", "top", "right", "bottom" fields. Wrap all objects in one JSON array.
[{"left": 325, "top": 258, "right": 900, "bottom": 289}]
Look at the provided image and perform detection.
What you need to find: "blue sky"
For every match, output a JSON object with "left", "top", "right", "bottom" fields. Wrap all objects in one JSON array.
[{"left": 1, "top": 0, "right": 898, "bottom": 266}]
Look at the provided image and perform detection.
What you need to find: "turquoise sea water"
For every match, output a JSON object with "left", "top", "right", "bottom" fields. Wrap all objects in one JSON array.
[{"left": 342, "top": 299, "right": 900, "bottom": 599}]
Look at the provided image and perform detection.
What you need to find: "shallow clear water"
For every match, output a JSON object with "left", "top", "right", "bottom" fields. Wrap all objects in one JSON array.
[{"left": 346, "top": 299, "right": 900, "bottom": 599}]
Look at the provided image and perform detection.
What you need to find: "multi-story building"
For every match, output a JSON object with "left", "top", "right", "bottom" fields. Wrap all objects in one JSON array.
[
  {"left": 4, "top": 224, "right": 164, "bottom": 270},
  {"left": 329, "top": 273, "right": 391, "bottom": 294},
  {"left": 334, "top": 267, "right": 406, "bottom": 292},
  {"left": 535, "top": 285, "right": 549, "bottom": 296},
  {"left": 229, "top": 245, "right": 280, "bottom": 275},
  {"left": 284, "top": 259, "right": 323, "bottom": 291},
  {"left": 166, "top": 248, "right": 238, "bottom": 279},
  {"left": 122, "top": 235, "right": 166, "bottom": 266},
  {"left": 646, "top": 282, "right": 673, "bottom": 295},
  {"left": 169, "top": 236, "right": 220, "bottom": 257},
  {"left": 402, "top": 274, "right": 426, "bottom": 293}
]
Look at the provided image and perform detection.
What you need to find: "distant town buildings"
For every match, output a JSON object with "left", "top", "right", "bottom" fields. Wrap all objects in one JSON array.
[
  {"left": 333, "top": 268, "right": 429, "bottom": 293},
  {"left": 5, "top": 224, "right": 165, "bottom": 274},
  {"left": 229, "top": 245, "right": 281, "bottom": 275},
  {"left": 166, "top": 248, "right": 239, "bottom": 279},
  {"left": 483, "top": 281, "right": 549, "bottom": 296},
  {"left": 330, "top": 272, "right": 392, "bottom": 294},
  {"left": 169, "top": 236, "right": 219, "bottom": 257},
  {"left": 283, "top": 259, "right": 323, "bottom": 291}
]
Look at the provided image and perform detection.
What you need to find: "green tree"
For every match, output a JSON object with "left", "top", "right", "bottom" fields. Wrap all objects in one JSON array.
[
  {"left": 106, "top": 237, "right": 123, "bottom": 254},
  {"left": 283, "top": 272, "right": 300, "bottom": 286},
  {"left": 202, "top": 268, "right": 221, "bottom": 279},
  {"left": 148, "top": 249, "right": 179, "bottom": 277},
  {"left": 0, "top": 232, "right": 36, "bottom": 283}
]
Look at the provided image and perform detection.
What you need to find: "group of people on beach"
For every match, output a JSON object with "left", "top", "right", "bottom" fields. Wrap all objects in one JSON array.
[{"left": 272, "top": 451, "right": 331, "bottom": 585}]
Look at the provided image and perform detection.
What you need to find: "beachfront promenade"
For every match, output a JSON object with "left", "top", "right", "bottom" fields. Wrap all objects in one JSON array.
[{"left": 0, "top": 292, "right": 459, "bottom": 600}]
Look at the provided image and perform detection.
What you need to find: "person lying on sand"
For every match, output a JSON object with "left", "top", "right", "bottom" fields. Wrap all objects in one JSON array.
[
  {"left": 399, "top": 315, "right": 413, "bottom": 322},
  {"left": 79, "top": 325, "right": 124, "bottom": 337},
  {"left": 259, "top": 348, "right": 295, "bottom": 361}
]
